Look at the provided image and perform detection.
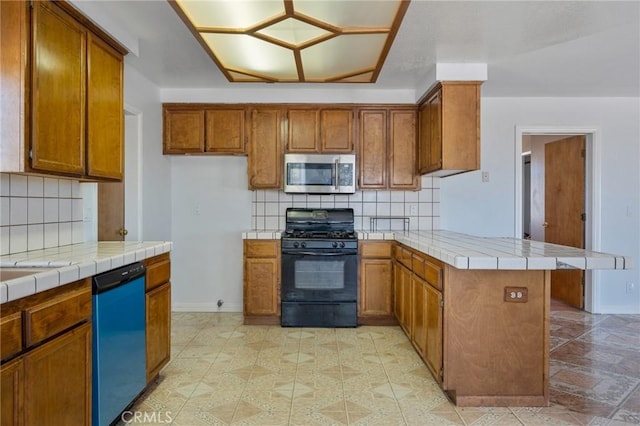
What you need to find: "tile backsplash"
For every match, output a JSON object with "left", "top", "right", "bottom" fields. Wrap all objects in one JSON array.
[
  {"left": 1, "top": 173, "right": 84, "bottom": 255},
  {"left": 252, "top": 176, "right": 440, "bottom": 231}
]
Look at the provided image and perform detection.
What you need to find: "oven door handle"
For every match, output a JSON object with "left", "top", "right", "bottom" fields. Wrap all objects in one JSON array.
[{"left": 282, "top": 250, "right": 356, "bottom": 256}]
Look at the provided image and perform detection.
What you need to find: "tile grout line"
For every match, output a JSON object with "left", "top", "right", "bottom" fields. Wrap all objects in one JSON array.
[{"left": 288, "top": 329, "right": 303, "bottom": 426}]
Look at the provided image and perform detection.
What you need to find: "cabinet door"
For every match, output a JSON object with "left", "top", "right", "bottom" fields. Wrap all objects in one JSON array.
[
  {"left": 146, "top": 281, "right": 171, "bottom": 382},
  {"left": 31, "top": 1, "right": 86, "bottom": 175},
  {"left": 320, "top": 109, "right": 353, "bottom": 153},
  {"left": 205, "top": 108, "right": 246, "bottom": 153},
  {"left": 163, "top": 108, "right": 205, "bottom": 154},
  {"left": 1, "top": 357, "right": 23, "bottom": 426},
  {"left": 359, "top": 258, "right": 393, "bottom": 316},
  {"left": 244, "top": 257, "right": 280, "bottom": 316},
  {"left": 411, "top": 276, "right": 427, "bottom": 356},
  {"left": 426, "top": 90, "right": 443, "bottom": 173},
  {"left": 24, "top": 322, "right": 91, "bottom": 426},
  {"left": 287, "top": 109, "right": 319, "bottom": 152},
  {"left": 248, "top": 108, "right": 283, "bottom": 189},
  {"left": 394, "top": 262, "right": 412, "bottom": 335},
  {"left": 417, "top": 104, "right": 429, "bottom": 174},
  {"left": 86, "top": 34, "right": 124, "bottom": 179},
  {"left": 425, "top": 284, "right": 443, "bottom": 383},
  {"left": 358, "top": 109, "right": 387, "bottom": 189},
  {"left": 389, "top": 109, "right": 419, "bottom": 190}
]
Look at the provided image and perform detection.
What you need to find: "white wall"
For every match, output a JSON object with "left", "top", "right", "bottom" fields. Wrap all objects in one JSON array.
[
  {"left": 170, "top": 156, "right": 251, "bottom": 312},
  {"left": 124, "top": 66, "right": 172, "bottom": 241},
  {"left": 440, "top": 97, "right": 640, "bottom": 314}
]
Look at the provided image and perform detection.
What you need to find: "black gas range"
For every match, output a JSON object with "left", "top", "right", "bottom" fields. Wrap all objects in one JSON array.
[{"left": 280, "top": 208, "right": 358, "bottom": 327}]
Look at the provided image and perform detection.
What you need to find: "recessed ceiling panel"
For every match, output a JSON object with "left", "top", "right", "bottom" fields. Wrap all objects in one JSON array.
[
  {"left": 176, "top": 0, "right": 284, "bottom": 28},
  {"left": 302, "top": 34, "right": 387, "bottom": 80},
  {"left": 294, "top": 0, "right": 403, "bottom": 27},
  {"left": 202, "top": 33, "right": 298, "bottom": 80},
  {"left": 169, "top": 0, "right": 410, "bottom": 83},
  {"left": 257, "top": 18, "right": 332, "bottom": 46}
]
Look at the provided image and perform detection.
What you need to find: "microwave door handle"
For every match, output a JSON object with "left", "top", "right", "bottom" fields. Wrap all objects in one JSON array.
[{"left": 334, "top": 159, "right": 339, "bottom": 190}]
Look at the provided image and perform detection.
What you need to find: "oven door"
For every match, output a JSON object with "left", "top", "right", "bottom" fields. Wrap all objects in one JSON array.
[{"left": 281, "top": 250, "right": 357, "bottom": 302}]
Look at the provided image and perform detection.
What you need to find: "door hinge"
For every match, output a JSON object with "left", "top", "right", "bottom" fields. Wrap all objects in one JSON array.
[
  {"left": 29, "top": 0, "right": 33, "bottom": 8},
  {"left": 439, "top": 368, "right": 444, "bottom": 380},
  {"left": 29, "top": 149, "right": 32, "bottom": 159},
  {"left": 581, "top": 149, "right": 586, "bottom": 158},
  {"left": 580, "top": 213, "right": 586, "bottom": 222},
  {"left": 439, "top": 299, "right": 444, "bottom": 308}
]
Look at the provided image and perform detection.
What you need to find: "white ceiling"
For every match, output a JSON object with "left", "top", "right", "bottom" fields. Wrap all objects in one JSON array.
[{"left": 73, "top": 0, "right": 640, "bottom": 98}]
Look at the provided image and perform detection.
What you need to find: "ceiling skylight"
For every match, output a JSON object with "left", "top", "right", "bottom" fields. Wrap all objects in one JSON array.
[{"left": 169, "top": 0, "right": 410, "bottom": 83}]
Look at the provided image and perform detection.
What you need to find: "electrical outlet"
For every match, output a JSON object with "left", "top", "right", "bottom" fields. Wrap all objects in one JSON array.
[
  {"left": 504, "top": 286, "right": 528, "bottom": 302},
  {"left": 409, "top": 204, "right": 418, "bottom": 215},
  {"left": 626, "top": 282, "right": 635, "bottom": 294},
  {"left": 482, "top": 171, "right": 490, "bottom": 182}
]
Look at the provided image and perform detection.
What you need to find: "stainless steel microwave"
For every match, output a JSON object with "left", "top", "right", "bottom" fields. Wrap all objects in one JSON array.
[{"left": 284, "top": 154, "right": 356, "bottom": 194}]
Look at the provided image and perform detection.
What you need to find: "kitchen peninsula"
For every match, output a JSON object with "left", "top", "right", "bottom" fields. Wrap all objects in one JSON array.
[{"left": 242, "top": 229, "right": 630, "bottom": 407}]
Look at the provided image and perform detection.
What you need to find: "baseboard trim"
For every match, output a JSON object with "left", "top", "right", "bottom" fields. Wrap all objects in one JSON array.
[{"left": 172, "top": 303, "right": 243, "bottom": 313}]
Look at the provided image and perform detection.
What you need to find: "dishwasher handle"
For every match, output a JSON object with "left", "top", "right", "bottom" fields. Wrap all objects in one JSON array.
[{"left": 93, "top": 262, "right": 146, "bottom": 295}]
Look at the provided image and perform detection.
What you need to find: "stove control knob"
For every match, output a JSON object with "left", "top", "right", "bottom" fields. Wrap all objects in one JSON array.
[
  {"left": 339, "top": 242, "right": 345, "bottom": 248},
  {"left": 332, "top": 242, "right": 338, "bottom": 248},
  {"left": 301, "top": 242, "right": 307, "bottom": 248},
  {"left": 293, "top": 242, "right": 299, "bottom": 248}
]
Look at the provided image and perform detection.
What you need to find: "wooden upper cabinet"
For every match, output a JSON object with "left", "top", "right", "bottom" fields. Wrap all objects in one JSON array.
[
  {"left": 31, "top": 1, "right": 86, "bottom": 175},
  {"left": 86, "top": 34, "right": 124, "bottom": 179},
  {"left": 205, "top": 108, "right": 246, "bottom": 154},
  {"left": 287, "top": 109, "right": 319, "bottom": 152},
  {"left": 248, "top": 107, "right": 283, "bottom": 189},
  {"left": 162, "top": 105, "right": 246, "bottom": 154},
  {"left": 286, "top": 107, "right": 354, "bottom": 153},
  {"left": 0, "top": 0, "right": 126, "bottom": 181},
  {"left": 359, "top": 107, "right": 420, "bottom": 190},
  {"left": 320, "top": 109, "right": 353, "bottom": 153},
  {"left": 418, "top": 81, "right": 481, "bottom": 177},
  {"left": 358, "top": 109, "right": 387, "bottom": 189},
  {"left": 163, "top": 107, "right": 205, "bottom": 154},
  {"left": 389, "top": 109, "right": 419, "bottom": 190}
]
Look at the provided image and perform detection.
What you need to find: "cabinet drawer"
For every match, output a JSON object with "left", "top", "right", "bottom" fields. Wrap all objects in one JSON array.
[
  {"left": 395, "top": 246, "right": 412, "bottom": 268},
  {"left": 412, "top": 254, "right": 425, "bottom": 278},
  {"left": 360, "top": 241, "right": 393, "bottom": 258},
  {"left": 145, "top": 254, "right": 171, "bottom": 291},
  {"left": 424, "top": 260, "right": 443, "bottom": 291},
  {"left": 24, "top": 285, "right": 91, "bottom": 347},
  {"left": 0, "top": 312, "right": 22, "bottom": 360},
  {"left": 244, "top": 240, "right": 279, "bottom": 258}
]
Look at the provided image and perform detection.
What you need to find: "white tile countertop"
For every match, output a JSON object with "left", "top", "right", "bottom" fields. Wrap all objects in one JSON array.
[
  {"left": 359, "top": 230, "right": 630, "bottom": 270},
  {"left": 242, "top": 229, "right": 631, "bottom": 271},
  {"left": 0, "top": 241, "right": 172, "bottom": 304}
]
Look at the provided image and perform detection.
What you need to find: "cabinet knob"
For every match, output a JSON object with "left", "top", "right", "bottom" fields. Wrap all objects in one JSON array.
[
  {"left": 542, "top": 222, "right": 549, "bottom": 228},
  {"left": 118, "top": 228, "right": 128, "bottom": 236}
]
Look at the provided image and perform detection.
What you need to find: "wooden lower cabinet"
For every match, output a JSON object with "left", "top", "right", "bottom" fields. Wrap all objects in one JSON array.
[
  {"left": 144, "top": 254, "right": 172, "bottom": 382},
  {"left": 393, "top": 261, "right": 412, "bottom": 334},
  {"left": 24, "top": 322, "right": 92, "bottom": 426},
  {"left": 0, "top": 279, "right": 92, "bottom": 426},
  {"left": 410, "top": 276, "right": 427, "bottom": 355},
  {"left": 394, "top": 245, "right": 443, "bottom": 386},
  {"left": 1, "top": 357, "right": 23, "bottom": 426},
  {"left": 243, "top": 240, "right": 280, "bottom": 324},
  {"left": 424, "top": 282, "right": 443, "bottom": 383},
  {"left": 358, "top": 242, "right": 395, "bottom": 325}
]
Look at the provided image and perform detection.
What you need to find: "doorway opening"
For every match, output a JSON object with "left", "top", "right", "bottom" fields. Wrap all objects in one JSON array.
[{"left": 515, "top": 127, "right": 602, "bottom": 313}]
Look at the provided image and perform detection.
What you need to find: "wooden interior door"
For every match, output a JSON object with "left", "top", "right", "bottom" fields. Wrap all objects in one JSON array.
[
  {"left": 98, "top": 181, "right": 125, "bottom": 241},
  {"left": 545, "top": 135, "right": 585, "bottom": 308}
]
